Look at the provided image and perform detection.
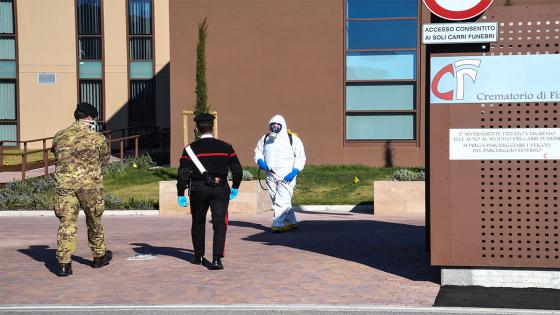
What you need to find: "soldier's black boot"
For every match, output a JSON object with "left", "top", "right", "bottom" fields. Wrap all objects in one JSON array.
[
  {"left": 93, "top": 250, "right": 113, "bottom": 268},
  {"left": 56, "top": 263, "right": 73, "bottom": 277},
  {"left": 191, "top": 254, "right": 203, "bottom": 265},
  {"left": 210, "top": 256, "right": 224, "bottom": 270}
]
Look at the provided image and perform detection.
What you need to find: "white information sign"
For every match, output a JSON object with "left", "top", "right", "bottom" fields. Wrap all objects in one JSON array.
[
  {"left": 449, "top": 128, "right": 560, "bottom": 160},
  {"left": 423, "top": 22, "right": 498, "bottom": 44},
  {"left": 423, "top": 0, "right": 494, "bottom": 21}
]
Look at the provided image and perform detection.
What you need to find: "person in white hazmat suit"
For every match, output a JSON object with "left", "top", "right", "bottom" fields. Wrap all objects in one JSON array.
[{"left": 254, "top": 115, "right": 306, "bottom": 233}]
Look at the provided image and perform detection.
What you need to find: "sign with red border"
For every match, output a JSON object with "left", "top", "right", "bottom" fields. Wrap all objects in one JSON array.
[{"left": 423, "top": 0, "right": 494, "bottom": 21}]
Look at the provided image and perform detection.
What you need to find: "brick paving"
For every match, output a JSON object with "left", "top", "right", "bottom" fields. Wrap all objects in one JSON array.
[{"left": 0, "top": 211, "right": 440, "bottom": 306}]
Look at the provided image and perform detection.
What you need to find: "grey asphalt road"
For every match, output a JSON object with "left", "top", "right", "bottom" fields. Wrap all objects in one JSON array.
[{"left": 0, "top": 305, "right": 558, "bottom": 315}]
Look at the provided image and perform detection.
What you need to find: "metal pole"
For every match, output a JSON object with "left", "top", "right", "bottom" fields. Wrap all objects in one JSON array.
[
  {"left": 21, "top": 153, "right": 26, "bottom": 180},
  {"left": 22, "top": 142, "right": 28, "bottom": 180},
  {"left": 43, "top": 139, "right": 48, "bottom": 176},
  {"left": 148, "top": 132, "right": 153, "bottom": 156},
  {"left": 120, "top": 141, "right": 124, "bottom": 160},
  {"left": 135, "top": 136, "right": 139, "bottom": 158},
  {"left": 0, "top": 141, "right": 4, "bottom": 171}
]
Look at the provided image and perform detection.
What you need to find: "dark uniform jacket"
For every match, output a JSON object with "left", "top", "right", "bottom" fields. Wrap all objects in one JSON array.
[{"left": 177, "top": 136, "right": 243, "bottom": 196}]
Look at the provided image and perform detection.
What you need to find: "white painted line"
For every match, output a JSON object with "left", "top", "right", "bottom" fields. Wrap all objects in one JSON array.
[
  {"left": 293, "top": 205, "right": 372, "bottom": 212},
  {"left": 0, "top": 304, "right": 556, "bottom": 314}
]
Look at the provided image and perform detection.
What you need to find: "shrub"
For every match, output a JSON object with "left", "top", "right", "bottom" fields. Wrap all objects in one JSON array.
[
  {"left": 2, "top": 176, "right": 55, "bottom": 195},
  {"left": 104, "top": 194, "right": 157, "bottom": 210},
  {"left": 0, "top": 173, "right": 158, "bottom": 210},
  {"left": 123, "top": 198, "right": 157, "bottom": 210},
  {"left": 0, "top": 176, "right": 56, "bottom": 209},
  {"left": 104, "top": 193, "right": 124, "bottom": 209},
  {"left": 393, "top": 169, "right": 425, "bottom": 181},
  {"left": 227, "top": 170, "right": 253, "bottom": 181},
  {"left": 103, "top": 154, "right": 157, "bottom": 176}
]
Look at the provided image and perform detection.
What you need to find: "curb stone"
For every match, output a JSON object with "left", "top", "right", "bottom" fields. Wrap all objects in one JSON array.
[{"left": 0, "top": 205, "right": 373, "bottom": 216}]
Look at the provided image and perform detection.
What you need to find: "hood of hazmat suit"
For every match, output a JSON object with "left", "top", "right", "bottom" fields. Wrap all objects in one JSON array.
[{"left": 254, "top": 114, "right": 306, "bottom": 177}]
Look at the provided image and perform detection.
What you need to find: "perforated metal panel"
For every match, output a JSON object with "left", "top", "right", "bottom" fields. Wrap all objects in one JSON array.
[
  {"left": 430, "top": 4, "right": 560, "bottom": 268},
  {"left": 479, "top": 103, "right": 559, "bottom": 264}
]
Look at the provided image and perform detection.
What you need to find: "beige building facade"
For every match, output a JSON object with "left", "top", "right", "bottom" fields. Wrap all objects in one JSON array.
[{"left": 0, "top": 0, "right": 170, "bottom": 147}]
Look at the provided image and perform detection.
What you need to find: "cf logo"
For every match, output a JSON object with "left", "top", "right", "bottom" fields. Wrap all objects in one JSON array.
[{"left": 431, "top": 59, "right": 481, "bottom": 101}]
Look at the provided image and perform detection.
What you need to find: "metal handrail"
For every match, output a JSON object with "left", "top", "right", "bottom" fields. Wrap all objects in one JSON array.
[
  {"left": 0, "top": 140, "right": 52, "bottom": 179},
  {"left": 109, "top": 135, "right": 140, "bottom": 160},
  {"left": 1, "top": 126, "right": 168, "bottom": 181}
]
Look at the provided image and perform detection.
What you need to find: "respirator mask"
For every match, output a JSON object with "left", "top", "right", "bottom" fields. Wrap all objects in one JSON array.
[
  {"left": 269, "top": 122, "right": 282, "bottom": 139},
  {"left": 83, "top": 119, "right": 101, "bottom": 132}
]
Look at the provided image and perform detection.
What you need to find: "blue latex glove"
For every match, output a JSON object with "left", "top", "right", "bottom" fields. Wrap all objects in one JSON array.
[
  {"left": 283, "top": 168, "right": 300, "bottom": 182},
  {"left": 229, "top": 188, "right": 239, "bottom": 200},
  {"left": 178, "top": 196, "right": 188, "bottom": 207},
  {"left": 257, "top": 159, "right": 269, "bottom": 170}
]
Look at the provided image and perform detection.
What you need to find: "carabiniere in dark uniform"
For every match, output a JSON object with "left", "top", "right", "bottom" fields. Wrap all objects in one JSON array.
[{"left": 177, "top": 113, "right": 243, "bottom": 270}]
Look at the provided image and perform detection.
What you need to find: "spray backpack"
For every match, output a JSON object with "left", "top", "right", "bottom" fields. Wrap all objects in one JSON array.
[{"left": 264, "top": 129, "right": 297, "bottom": 146}]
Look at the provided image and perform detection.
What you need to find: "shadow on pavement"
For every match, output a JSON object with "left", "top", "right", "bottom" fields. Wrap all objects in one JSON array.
[
  {"left": 130, "top": 243, "right": 195, "bottom": 263},
  {"left": 230, "top": 218, "right": 439, "bottom": 283},
  {"left": 17, "top": 245, "right": 92, "bottom": 275}
]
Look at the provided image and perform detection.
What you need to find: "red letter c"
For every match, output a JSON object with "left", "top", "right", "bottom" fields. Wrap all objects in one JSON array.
[{"left": 431, "top": 63, "right": 454, "bottom": 101}]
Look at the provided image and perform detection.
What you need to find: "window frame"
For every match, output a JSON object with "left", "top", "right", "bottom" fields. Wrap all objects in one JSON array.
[
  {"left": 75, "top": 0, "right": 105, "bottom": 122},
  {"left": 0, "top": 0, "right": 18, "bottom": 147},
  {"left": 126, "top": 0, "right": 155, "bottom": 127},
  {"left": 346, "top": 19, "right": 419, "bottom": 50},
  {"left": 343, "top": 0, "right": 421, "bottom": 146}
]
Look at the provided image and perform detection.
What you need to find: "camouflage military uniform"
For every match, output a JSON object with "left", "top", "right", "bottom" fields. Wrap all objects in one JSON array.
[{"left": 52, "top": 121, "right": 110, "bottom": 263}]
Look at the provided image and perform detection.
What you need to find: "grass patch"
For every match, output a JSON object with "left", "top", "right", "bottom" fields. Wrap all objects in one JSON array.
[
  {"left": 0, "top": 156, "right": 424, "bottom": 209},
  {"left": 2, "top": 149, "right": 54, "bottom": 166},
  {"left": 238, "top": 165, "right": 400, "bottom": 205},
  {"left": 103, "top": 164, "right": 402, "bottom": 205},
  {"left": 291, "top": 165, "right": 397, "bottom": 205},
  {"left": 104, "top": 167, "right": 177, "bottom": 202}
]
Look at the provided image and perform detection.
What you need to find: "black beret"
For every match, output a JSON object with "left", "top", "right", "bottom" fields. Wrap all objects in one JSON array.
[
  {"left": 77, "top": 102, "right": 98, "bottom": 119},
  {"left": 193, "top": 113, "right": 215, "bottom": 122}
]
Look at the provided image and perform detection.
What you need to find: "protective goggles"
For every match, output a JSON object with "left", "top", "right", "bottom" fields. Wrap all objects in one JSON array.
[{"left": 269, "top": 122, "right": 283, "bottom": 134}]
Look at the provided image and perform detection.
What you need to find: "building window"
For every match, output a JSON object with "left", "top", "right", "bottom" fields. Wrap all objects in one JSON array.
[
  {"left": 345, "top": 0, "right": 418, "bottom": 141},
  {"left": 0, "top": 0, "right": 17, "bottom": 145},
  {"left": 76, "top": 0, "right": 104, "bottom": 121},
  {"left": 128, "top": 0, "right": 154, "bottom": 126}
]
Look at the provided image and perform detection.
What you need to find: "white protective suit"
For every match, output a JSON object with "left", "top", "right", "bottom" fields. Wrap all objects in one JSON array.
[{"left": 254, "top": 115, "right": 306, "bottom": 228}]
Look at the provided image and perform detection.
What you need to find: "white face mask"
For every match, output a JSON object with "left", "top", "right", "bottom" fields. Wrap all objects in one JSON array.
[
  {"left": 89, "top": 120, "right": 100, "bottom": 131},
  {"left": 82, "top": 119, "right": 100, "bottom": 132}
]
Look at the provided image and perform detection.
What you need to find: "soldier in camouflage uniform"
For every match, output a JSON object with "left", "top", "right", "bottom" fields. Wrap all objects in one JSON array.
[{"left": 52, "top": 102, "right": 112, "bottom": 276}]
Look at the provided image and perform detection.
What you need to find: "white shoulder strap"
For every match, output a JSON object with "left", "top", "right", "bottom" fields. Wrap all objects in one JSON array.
[{"left": 185, "top": 145, "right": 207, "bottom": 174}]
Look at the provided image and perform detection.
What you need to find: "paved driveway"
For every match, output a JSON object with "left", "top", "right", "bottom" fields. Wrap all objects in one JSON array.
[{"left": 0, "top": 211, "right": 439, "bottom": 306}]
